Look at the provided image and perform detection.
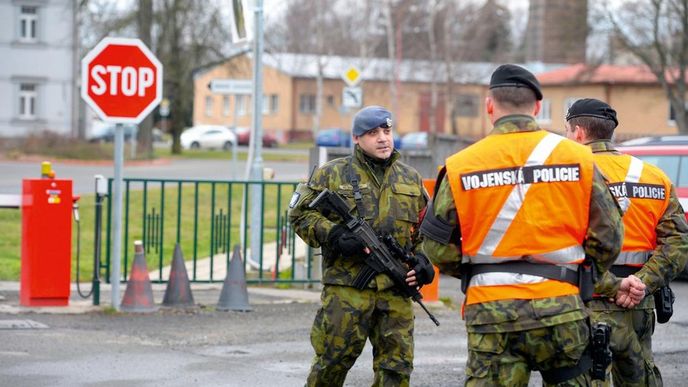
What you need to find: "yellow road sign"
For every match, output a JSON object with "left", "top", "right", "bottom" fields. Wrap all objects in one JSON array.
[{"left": 342, "top": 65, "right": 362, "bottom": 87}]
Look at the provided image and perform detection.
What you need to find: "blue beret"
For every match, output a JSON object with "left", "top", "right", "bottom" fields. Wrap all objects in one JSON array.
[
  {"left": 566, "top": 98, "right": 618, "bottom": 127},
  {"left": 489, "top": 64, "right": 543, "bottom": 100},
  {"left": 352, "top": 106, "right": 393, "bottom": 136}
]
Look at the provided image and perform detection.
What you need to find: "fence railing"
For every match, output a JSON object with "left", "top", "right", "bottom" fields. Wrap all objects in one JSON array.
[{"left": 101, "top": 178, "right": 318, "bottom": 285}]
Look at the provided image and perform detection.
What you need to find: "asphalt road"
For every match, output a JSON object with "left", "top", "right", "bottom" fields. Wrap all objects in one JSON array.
[
  {"left": 1, "top": 277, "right": 688, "bottom": 386},
  {"left": 0, "top": 153, "right": 310, "bottom": 195}
]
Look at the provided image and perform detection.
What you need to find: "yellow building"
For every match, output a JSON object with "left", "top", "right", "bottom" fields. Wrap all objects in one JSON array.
[
  {"left": 536, "top": 64, "right": 684, "bottom": 140},
  {"left": 194, "top": 56, "right": 683, "bottom": 144},
  {"left": 192, "top": 52, "right": 567, "bottom": 142}
]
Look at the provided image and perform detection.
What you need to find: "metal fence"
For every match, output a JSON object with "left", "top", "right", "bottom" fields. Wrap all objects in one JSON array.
[{"left": 101, "top": 178, "right": 318, "bottom": 285}]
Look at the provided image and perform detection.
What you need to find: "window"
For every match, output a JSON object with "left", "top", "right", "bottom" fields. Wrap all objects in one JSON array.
[
  {"left": 270, "top": 94, "right": 279, "bottom": 113},
  {"left": 636, "top": 155, "right": 680, "bottom": 186},
  {"left": 455, "top": 94, "right": 479, "bottom": 117},
  {"left": 223, "top": 96, "right": 230, "bottom": 116},
  {"left": 536, "top": 99, "right": 552, "bottom": 123},
  {"left": 299, "top": 94, "right": 316, "bottom": 114},
  {"left": 19, "top": 6, "right": 38, "bottom": 43},
  {"left": 205, "top": 96, "right": 213, "bottom": 116},
  {"left": 326, "top": 95, "right": 335, "bottom": 107},
  {"left": 262, "top": 95, "right": 270, "bottom": 114},
  {"left": 18, "top": 83, "right": 37, "bottom": 119},
  {"left": 236, "top": 95, "right": 250, "bottom": 115}
]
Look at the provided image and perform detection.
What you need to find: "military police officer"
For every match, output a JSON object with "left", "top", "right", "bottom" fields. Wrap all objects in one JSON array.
[
  {"left": 565, "top": 98, "right": 688, "bottom": 386},
  {"left": 418, "top": 64, "right": 624, "bottom": 386},
  {"left": 288, "top": 105, "right": 434, "bottom": 387}
]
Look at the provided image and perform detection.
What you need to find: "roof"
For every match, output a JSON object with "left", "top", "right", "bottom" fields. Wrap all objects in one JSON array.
[
  {"left": 538, "top": 63, "right": 660, "bottom": 85},
  {"left": 196, "top": 51, "right": 566, "bottom": 85}
]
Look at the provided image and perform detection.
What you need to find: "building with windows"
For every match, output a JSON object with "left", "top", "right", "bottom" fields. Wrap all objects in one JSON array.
[
  {"left": 192, "top": 52, "right": 563, "bottom": 141},
  {"left": 0, "top": 0, "right": 77, "bottom": 137},
  {"left": 537, "top": 63, "right": 684, "bottom": 140}
]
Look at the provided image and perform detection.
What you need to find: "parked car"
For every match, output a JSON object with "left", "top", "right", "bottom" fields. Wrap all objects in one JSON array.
[
  {"left": 400, "top": 132, "right": 429, "bottom": 150},
  {"left": 180, "top": 125, "right": 237, "bottom": 150},
  {"left": 618, "top": 144, "right": 688, "bottom": 279},
  {"left": 233, "top": 127, "right": 279, "bottom": 148},
  {"left": 316, "top": 128, "right": 351, "bottom": 147},
  {"left": 620, "top": 135, "right": 688, "bottom": 146},
  {"left": 88, "top": 122, "right": 138, "bottom": 143}
]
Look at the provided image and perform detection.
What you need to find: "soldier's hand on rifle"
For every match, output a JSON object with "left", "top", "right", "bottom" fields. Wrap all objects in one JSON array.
[
  {"left": 406, "top": 253, "right": 435, "bottom": 287},
  {"left": 328, "top": 225, "right": 368, "bottom": 258}
]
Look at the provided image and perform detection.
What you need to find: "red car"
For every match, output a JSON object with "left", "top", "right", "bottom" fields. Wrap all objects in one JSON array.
[{"left": 233, "top": 127, "right": 278, "bottom": 148}]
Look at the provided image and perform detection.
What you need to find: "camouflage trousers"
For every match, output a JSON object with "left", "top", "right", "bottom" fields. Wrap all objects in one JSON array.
[
  {"left": 465, "top": 319, "right": 591, "bottom": 387},
  {"left": 589, "top": 302, "right": 662, "bottom": 387},
  {"left": 306, "top": 284, "right": 414, "bottom": 387}
]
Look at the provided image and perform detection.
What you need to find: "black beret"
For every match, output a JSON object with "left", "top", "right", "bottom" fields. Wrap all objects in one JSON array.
[
  {"left": 566, "top": 98, "right": 618, "bottom": 127},
  {"left": 489, "top": 64, "right": 543, "bottom": 100}
]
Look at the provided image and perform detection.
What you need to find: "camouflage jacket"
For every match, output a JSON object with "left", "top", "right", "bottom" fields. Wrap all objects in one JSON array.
[
  {"left": 588, "top": 140, "right": 688, "bottom": 311},
  {"left": 288, "top": 145, "right": 428, "bottom": 290},
  {"left": 419, "top": 115, "right": 624, "bottom": 333}
]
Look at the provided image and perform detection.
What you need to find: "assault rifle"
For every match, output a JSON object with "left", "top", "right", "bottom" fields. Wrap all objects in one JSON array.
[{"left": 309, "top": 189, "right": 440, "bottom": 326}]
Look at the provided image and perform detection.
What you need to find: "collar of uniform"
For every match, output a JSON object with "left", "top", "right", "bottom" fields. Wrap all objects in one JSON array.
[
  {"left": 491, "top": 114, "right": 540, "bottom": 135},
  {"left": 586, "top": 140, "right": 617, "bottom": 153},
  {"left": 353, "top": 144, "right": 400, "bottom": 166}
]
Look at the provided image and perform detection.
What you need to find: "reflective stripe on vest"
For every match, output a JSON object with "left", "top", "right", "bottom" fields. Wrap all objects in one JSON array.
[
  {"left": 616, "top": 250, "right": 651, "bottom": 265},
  {"left": 466, "top": 244, "right": 584, "bottom": 266},
  {"left": 626, "top": 156, "right": 643, "bottom": 183},
  {"left": 478, "top": 133, "right": 565, "bottom": 255}
]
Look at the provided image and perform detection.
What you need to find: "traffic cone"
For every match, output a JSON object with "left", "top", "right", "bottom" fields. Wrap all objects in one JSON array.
[
  {"left": 120, "top": 241, "right": 157, "bottom": 312},
  {"left": 162, "top": 243, "right": 195, "bottom": 307},
  {"left": 217, "top": 245, "right": 252, "bottom": 312}
]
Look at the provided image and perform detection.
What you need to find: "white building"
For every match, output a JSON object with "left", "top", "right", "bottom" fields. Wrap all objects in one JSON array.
[{"left": 0, "top": 0, "right": 77, "bottom": 137}]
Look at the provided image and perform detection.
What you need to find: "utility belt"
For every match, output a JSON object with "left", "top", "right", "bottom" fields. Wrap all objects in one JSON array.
[{"left": 460, "top": 258, "right": 597, "bottom": 301}]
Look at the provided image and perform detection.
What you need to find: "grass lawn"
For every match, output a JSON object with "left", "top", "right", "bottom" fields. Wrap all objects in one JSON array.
[{"left": 0, "top": 181, "right": 301, "bottom": 282}]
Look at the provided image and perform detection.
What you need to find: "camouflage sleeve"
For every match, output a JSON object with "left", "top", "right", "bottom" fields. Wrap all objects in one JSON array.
[
  {"left": 636, "top": 187, "right": 688, "bottom": 292},
  {"left": 587, "top": 166, "right": 624, "bottom": 297},
  {"left": 418, "top": 173, "right": 463, "bottom": 278},
  {"left": 409, "top": 174, "right": 429, "bottom": 252},
  {"left": 287, "top": 167, "right": 338, "bottom": 248}
]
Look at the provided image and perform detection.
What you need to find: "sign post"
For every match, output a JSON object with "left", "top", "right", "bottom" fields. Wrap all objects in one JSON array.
[
  {"left": 341, "top": 65, "right": 363, "bottom": 110},
  {"left": 81, "top": 37, "right": 163, "bottom": 310}
]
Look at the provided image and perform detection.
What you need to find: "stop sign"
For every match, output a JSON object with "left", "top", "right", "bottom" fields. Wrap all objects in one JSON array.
[{"left": 81, "top": 37, "right": 163, "bottom": 124}]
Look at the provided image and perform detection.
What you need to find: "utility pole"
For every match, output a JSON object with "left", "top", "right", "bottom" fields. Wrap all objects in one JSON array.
[{"left": 248, "top": 0, "right": 264, "bottom": 268}]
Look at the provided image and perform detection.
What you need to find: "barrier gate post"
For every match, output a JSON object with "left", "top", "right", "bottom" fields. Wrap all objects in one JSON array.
[{"left": 20, "top": 169, "right": 73, "bottom": 306}]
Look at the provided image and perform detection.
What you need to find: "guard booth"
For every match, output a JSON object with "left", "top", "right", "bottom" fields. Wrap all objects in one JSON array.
[{"left": 20, "top": 164, "right": 73, "bottom": 306}]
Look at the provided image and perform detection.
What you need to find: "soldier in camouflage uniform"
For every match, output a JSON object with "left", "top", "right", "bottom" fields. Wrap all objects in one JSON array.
[
  {"left": 288, "top": 106, "right": 433, "bottom": 387},
  {"left": 565, "top": 98, "right": 688, "bottom": 386},
  {"left": 418, "top": 65, "right": 624, "bottom": 386}
]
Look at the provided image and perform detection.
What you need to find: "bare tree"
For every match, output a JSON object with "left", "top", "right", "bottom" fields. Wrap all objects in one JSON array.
[
  {"left": 81, "top": 0, "right": 229, "bottom": 154},
  {"left": 609, "top": 0, "right": 688, "bottom": 133},
  {"left": 136, "top": 0, "right": 154, "bottom": 158}
]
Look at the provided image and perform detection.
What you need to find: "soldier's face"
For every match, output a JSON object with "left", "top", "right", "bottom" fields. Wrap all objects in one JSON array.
[{"left": 354, "top": 126, "right": 394, "bottom": 160}]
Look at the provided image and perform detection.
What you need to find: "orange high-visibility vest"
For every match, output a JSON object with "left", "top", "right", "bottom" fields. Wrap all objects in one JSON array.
[
  {"left": 593, "top": 152, "right": 671, "bottom": 267},
  {"left": 445, "top": 131, "right": 594, "bottom": 305}
]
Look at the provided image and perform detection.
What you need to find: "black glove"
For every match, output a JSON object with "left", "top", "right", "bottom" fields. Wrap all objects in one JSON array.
[
  {"left": 412, "top": 253, "right": 435, "bottom": 286},
  {"left": 327, "top": 225, "right": 367, "bottom": 258}
]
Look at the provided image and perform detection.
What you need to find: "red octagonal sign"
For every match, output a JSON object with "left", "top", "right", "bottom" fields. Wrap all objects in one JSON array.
[{"left": 81, "top": 37, "right": 163, "bottom": 124}]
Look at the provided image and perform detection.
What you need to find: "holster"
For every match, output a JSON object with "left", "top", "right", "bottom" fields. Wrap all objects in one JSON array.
[
  {"left": 590, "top": 321, "right": 612, "bottom": 381},
  {"left": 578, "top": 258, "right": 597, "bottom": 303},
  {"left": 654, "top": 285, "right": 675, "bottom": 324}
]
